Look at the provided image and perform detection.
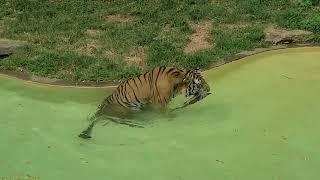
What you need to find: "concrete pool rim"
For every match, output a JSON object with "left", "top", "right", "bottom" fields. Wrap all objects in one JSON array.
[{"left": 1, "top": 43, "right": 319, "bottom": 89}]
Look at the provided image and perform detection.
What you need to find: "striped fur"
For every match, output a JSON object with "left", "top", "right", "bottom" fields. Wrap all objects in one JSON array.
[
  {"left": 78, "top": 66, "right": 210, "bottom": 139},
  {"left": 95, "top": 66, "right": 209, "bottom": 116}
]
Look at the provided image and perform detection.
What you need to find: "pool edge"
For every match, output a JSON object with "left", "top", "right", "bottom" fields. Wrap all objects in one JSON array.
[{"left": 1, "top": 44, "right": 319, "bottom": 89}]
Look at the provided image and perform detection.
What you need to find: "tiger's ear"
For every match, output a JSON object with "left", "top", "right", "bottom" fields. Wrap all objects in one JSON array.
[{"left": 195, "top": 67, "right": 200, "bottom": 71}]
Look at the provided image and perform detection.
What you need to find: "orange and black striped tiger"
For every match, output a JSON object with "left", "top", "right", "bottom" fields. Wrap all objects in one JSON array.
[{"left": 78, "top": 66, "right": 211, "bottom": 139}]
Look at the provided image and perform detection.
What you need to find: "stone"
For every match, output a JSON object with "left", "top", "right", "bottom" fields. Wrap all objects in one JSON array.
[
  {"left": 264, "top": 26, "right": 313, "bottom": 45},
  {"left": 0, "top": 38, "right": 25, "bottom": 56}
]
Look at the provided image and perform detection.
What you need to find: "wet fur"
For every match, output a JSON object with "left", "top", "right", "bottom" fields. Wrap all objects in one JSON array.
[{"left": 79, "top": 66, "right": 210, "bottom": 139}]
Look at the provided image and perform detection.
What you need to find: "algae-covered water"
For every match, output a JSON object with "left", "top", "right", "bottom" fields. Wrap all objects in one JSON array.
[{"left": 1, "top": 47, "right": 320, "bottom": 180}]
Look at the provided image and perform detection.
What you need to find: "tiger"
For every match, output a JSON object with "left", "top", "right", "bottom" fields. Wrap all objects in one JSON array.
[{"left": 78, "top": 66, "right": 211, "bottom": 139}]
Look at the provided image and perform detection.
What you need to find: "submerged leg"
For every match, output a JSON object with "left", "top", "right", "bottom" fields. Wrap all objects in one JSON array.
[
  {"left": 106, "top": 116, "right": 144, "bottom": 128},
  {"left": 78, "top": 115, "right": 144, "bottom": 139},
  {"left": 78, "top": 121, "right": 95, "bottom": 139},
  {"left": 78, "top": 114, "right": 102, "bottom": 139},
  {"left": 171, "top": 94, "right": 208, "bottom": 112}
]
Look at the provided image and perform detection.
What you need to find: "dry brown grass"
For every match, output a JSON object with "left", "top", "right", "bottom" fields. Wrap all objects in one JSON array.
[
  {"left": 124, "top": 46, "right": 147, "bottom": 69},
  {"left": 105, "top": 15, "right": 136, "bottom": 23},
  {"left": 184, "top": 21, "right": 213, "bottom": 54}
]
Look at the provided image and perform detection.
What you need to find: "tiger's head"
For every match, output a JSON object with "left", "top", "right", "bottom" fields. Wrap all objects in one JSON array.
[{"left": 182, "top": 68, "right": 211, "bottom": 100}]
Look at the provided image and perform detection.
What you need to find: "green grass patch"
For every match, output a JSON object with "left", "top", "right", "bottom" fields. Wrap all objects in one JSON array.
[
  {"left": 0, "top": 0, "right": 319, "bottom": 81},
  {"left": 303, "top": 14, "right": 320, "bottom": 33}
]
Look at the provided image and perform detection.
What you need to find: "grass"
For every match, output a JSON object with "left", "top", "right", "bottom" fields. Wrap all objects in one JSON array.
[{"left": 0, "top": 0, "right": 320, "bottom": 81}]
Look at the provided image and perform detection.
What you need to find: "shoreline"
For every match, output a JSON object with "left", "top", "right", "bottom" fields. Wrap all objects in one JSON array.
[{"left": 1, "top": 43, "right": 319, "bottom": 88}]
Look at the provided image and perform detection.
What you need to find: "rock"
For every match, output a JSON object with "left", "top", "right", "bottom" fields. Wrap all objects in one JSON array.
[
  {"left": 264, "top": 26, "right": 313, "bottom": 45},
  {"left": 0, "top": 38, "right": 25, "bottom": 56}
]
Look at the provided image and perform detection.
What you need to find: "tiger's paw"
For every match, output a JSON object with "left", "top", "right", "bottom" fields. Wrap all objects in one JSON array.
[{"left": 78, "top": 132, "right": 92, "bottom": 139}]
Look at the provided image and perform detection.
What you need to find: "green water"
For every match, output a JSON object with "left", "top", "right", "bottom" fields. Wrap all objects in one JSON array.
[{"left": 1, "top": 47, "right": 320, "bottom": 180}]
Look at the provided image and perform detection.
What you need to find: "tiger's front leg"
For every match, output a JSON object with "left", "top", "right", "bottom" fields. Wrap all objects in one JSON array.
[{"left": 152, "top": 98, "right": 178, "bottom": 120}]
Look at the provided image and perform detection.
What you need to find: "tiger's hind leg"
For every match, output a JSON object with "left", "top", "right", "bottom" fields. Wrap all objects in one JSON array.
[
  {"left": 78, "top": 121, "right": 95, "bottom": 139},
  {"left": 105, "top": 116, "right": 144, "bottom": 128},
  {"left": 78, "top": 115, "right": 144, "bottom": 139},
  {"left": 78, "top": 115, "right": 107, "bottom": 139}
]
